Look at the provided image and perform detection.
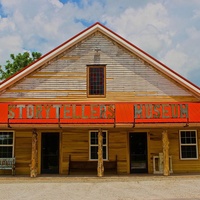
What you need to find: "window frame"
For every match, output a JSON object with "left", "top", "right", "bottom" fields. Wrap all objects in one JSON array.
[
  {"left": 179, "top": 130, "right": 198, "bottom": 160},
  {"left": 0, "top": 131, "right": 15, "bottom": 158},
  {"left": 89, "top": 130, "right": 108, "bottom": 161},
  {"left": 87, "top": 65, "right": 106, "bottom": 98}
]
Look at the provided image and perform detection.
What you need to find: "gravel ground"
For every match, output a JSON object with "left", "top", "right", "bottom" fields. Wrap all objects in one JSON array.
[{"left": 0, "top": 175, "right": 200, "bottom": 200}]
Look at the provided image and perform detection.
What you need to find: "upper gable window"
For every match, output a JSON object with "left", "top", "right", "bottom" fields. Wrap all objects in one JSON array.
[{"left": 87, "top": 65, "right": 106, "bottom": 97}]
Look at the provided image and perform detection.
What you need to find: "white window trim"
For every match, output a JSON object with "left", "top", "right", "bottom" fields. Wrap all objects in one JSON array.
[
  {"left": 89, "top": 130, "right": 108, "bottom": 161},
  {"left": 0, "top": 130, "right": 15, "bottom": 158},
  {"left": 179, "top": 130, "right": 198, "bottom": 160}
]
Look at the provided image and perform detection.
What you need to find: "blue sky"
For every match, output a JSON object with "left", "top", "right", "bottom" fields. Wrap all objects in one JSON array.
[{"left": 0, "top": 0, "right": 200, "bottom": 86}]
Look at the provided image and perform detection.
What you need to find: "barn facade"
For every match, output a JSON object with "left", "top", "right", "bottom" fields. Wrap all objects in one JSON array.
[{"left": 0, "top": 23, "right": 200, "bottom": 177}]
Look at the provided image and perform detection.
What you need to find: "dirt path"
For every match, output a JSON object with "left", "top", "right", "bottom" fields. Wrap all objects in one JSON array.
[{"left": 0, "top": 175, "right": 200, "bottom": 200}]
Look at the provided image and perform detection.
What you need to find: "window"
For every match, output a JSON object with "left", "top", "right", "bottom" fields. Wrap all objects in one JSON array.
[
  {"left": 0, "top": 131, "right": 14, "bottom": 158},
  {"left": 89, "top": 130, "right": 108, "bottom": 160},
  {"left": 87, "top": 66, "right": 106, "bottom": 97},
  {"left": 179, "top": 130, "right": 198, "bottom": 159}
]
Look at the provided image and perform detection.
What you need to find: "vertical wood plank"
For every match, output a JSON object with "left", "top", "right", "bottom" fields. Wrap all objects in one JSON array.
[
  {"left": 126, "top": 132, "right": 130, "bottom": 174},
  {"left": 97, "top": 128, "right": 104, "bottom": 177},
  {"left": 147, "top": 132, "right": 151, "bottom": 174},
  {"left": 162, "top": 130, "right": 169, "bottom": 176},
  {"left": 30, "top": 129, "right": 38, "bottom": 178},
  {"left": 37, "top": 132, "right": 41, "bottom": 174},
  {"left": 59, "top": 131, "right": 62, "bottom": 174}
]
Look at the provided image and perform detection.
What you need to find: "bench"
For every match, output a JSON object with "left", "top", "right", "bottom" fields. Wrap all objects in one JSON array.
[
  {"left": 0, "top": 158, "right": 15, "bottom": 175},
  {"left": 68, "top": 155, "right": 117, "bottom": 175}
]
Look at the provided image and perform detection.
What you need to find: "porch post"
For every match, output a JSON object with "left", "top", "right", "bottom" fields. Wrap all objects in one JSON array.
[
  {"left": 97, "top": 128, "right": 104, "bottom": 177},
  {"left": 30, "top": 129, "right": 38, "bottom": 178},
  {"left": 162, "top": 130, "right": 169, "bottom": 176}
]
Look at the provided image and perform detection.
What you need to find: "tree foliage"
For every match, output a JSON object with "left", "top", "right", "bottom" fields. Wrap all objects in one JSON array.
[{"left": 0, "top": 52, "right": 42, "bottom": 80}]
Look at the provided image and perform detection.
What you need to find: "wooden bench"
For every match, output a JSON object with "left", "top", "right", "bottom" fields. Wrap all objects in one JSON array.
[
  {"left": 68, "top": 155, "right": 117, "bottom": 175},
  {"left": 0, "top": 158, "right": 15, "bottom": 175}
]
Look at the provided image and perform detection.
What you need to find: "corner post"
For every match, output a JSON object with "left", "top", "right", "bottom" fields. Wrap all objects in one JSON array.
[
  {"left": 97, "top": 128, "right": 104, "bottom": 177},
  {"left": 162, "top": 130, "right": 169, "bottom": 176},
  {"left": 30, "top": 129, "right": 38, "bottom": 178}
]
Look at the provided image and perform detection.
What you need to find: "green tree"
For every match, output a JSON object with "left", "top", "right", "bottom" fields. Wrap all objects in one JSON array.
[{"left": 0, "top": 52, "right": 42, "bottom": 80}]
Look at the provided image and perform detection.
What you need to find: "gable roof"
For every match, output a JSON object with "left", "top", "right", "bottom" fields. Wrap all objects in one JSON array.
[{"left": 0, "top": 22, "right": 199, "bottom": 97}]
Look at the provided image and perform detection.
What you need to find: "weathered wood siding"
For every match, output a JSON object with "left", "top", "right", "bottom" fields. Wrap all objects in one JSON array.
[
  {"left": 0, "top": 30, "right": 199, "bottom": 176},
  {"left": 1, "top": 127, "right": 200, "bottom": 175},
  {"left": 109, "top": 129, "right": 127, "bottom": 174},
  {"left": 148, "top": 128, "right": 200, "bottom": 174},
  {"left": 0, "top": 32, "right": 196, "bottom": 102},
  {"left": 148, "top": 130, "right": 163, "bottom": 173},
  {"left": 169, "top": 128, "right": 200, "bottom": 173},
  {"left": 61, "top": 129, "right": 89, "bottom": 174},
  {"left": 15, "top": 131, "right": 32, "bottom": 175},
  {"left": 0, "top": 130, "right": 32, "bottom": 175},
  {"left": 60, "top": 128, "right": 128, "bottom": 175}
]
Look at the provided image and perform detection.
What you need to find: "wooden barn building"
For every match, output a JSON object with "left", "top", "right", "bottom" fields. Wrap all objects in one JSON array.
[{"left": 0, "top": 22, "right": 200, "bottom": 177}]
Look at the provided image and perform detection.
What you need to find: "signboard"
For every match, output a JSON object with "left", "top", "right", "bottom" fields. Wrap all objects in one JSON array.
[
  {"left": 0, "top": 102, "right": 199, "bottom": 125},
  {"left": 8, "top": 104, "right": 115, "bottom": 120},
  {"left": 134, "top": 103, "right": 188, "bottom": 119}
]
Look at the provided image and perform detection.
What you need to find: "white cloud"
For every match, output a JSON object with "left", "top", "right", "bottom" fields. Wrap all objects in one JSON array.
[
  {"left": 49, "top": 0, "right": 63, "bottom": 9},
  {"left": 161, "top": 49, "right": 188, "bottom": 76},
  {"left": 0, "top": 0, "right": 199, "bottom": 86},
  {"left": 0, "top": 35, "right": 23, "bottom": 65},
  {"left": 0, "top": 0, "right": 85, "bottom": 66},
  {"left": 0, "top": 17, "right": 15, "bottom": 31},
  {"left": 101, "top": 2, "right": 200, "bottom": 86},
  {"left": 102, "top": 3, "right": 172, "bottom": 57}
]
